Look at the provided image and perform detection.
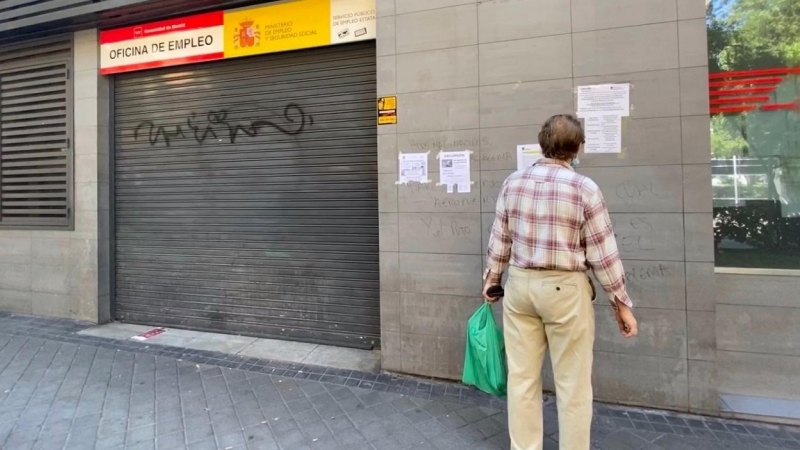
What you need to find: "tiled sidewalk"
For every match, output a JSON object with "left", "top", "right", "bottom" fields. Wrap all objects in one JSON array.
[{"left": 0, "top": 313, "right": 798, "bottom": 449}]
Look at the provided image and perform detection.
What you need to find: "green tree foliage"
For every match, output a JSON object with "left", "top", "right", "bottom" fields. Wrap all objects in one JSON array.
[
  {"left": 710, "top": 114, "right": 749, "bottom": 158},
  {"left": 707, "top": 0, "right": 800, "bottom": 161},
  {"left": 708, "top": 0, "right": 800, "bottom": 71},
  {"left": 708, "top": 0, "right": 800, "bottom": 261}
]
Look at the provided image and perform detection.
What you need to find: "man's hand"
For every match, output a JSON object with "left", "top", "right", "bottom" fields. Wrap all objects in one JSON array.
[
  {"left": 482, "top": 278, "right": 502, "bottom": 303},
  {"left": 613, "top": 302, "right": 638, "bottom": 338}
]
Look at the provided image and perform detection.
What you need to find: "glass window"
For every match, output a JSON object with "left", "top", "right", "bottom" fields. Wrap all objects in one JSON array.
[{"left": 707, "top": 0, "right": 800, "bottom": 269}]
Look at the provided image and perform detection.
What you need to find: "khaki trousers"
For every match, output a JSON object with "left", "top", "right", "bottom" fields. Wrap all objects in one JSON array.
[{"left": 503, "top": 267, "right": 595, "bottom": 450}]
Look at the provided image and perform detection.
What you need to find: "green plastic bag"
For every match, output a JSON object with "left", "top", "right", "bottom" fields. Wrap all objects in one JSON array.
[{"left": 462, "top": 303, "right": 507, "bottom": 397}]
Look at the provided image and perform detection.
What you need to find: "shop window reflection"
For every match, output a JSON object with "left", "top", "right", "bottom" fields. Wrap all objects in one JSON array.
[{"left": 707, "top": 0, "right": 800, "bottom": 269}]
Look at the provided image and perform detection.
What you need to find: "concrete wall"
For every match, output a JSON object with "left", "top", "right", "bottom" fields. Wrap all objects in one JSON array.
[
  {"left": 376, "top": 0, "right": 717, "bottom": 414},
  {"left": 0, "top": 30, "right": 110, "bottom": 323},
  {"left": 715, "top": 273, "right": 800, "bottom": 404}
]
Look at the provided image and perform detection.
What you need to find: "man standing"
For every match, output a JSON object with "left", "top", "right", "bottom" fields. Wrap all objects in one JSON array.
[{"left": 483, "top": 115, "right": 638, "bottom": 450}]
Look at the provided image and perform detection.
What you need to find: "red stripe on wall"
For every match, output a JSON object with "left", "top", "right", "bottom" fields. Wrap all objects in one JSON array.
[
  {"left": 760, "top": 102, "right": 799, "bottom": 111},
  {"left": 710, "top": 87, "right": 777, "bottom": 96},
  {"left": 709, "top": 68, "right": 793, "bottom": 79},
  {"left": 709, "top": 77, "right": 784, "bottom": 87},
  {"left": 709, "top": 96, "right": 770, "bottom": 105},
  {"left": 100, "top": 11, "right": 223, "bottom": 44},
  {"left": 709, "top": 105, "right": 758, "bottom": 114}
]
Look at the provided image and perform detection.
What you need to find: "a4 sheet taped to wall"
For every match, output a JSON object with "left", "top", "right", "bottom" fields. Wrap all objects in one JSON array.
[
  {"left": 397, "top": 152, "right": 430, "bottom": 184},
  {"left": 576, "top": 83, "right": 630, "bottom": 154},
  {"left": 438, "top": 150, "right": 472, "bottom": 193},
  {"left": 517, "top": 144, "right": 542, "bottom": 170}
]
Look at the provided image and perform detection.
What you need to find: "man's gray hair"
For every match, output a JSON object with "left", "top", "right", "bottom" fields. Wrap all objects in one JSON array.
[{"left": 538, "top": 115, "right": 585, "bottom": 161}]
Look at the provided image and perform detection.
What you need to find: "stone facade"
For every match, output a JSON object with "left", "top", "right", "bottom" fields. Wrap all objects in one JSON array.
[
  {"left": 715, "top": 273, "right": 800, "bottom": 405},
  {"left": 0, "top": 30, "right": 111, "bottom": 323},
  {"left": 376, "top": 0, "right": 718, "bottom": 415}
]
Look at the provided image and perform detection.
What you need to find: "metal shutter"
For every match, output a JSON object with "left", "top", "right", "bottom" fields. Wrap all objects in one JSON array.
[
  {"left": 0, "top": 36, "right": 72, "bottom": 228},
  {"left": 113, "top": 42, "right": 379, "bottom": 349}
]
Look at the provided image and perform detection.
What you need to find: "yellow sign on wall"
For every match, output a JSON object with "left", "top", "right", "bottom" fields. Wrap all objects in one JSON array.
[
  {"left": 378, "top": 96, "right": 397, "bottom": 125},
  {"left": 99, "top": 0, "right": 376, "bottom": 74},
  {"left": 224, "top": 0, "right": 376, "bottom": 59}
]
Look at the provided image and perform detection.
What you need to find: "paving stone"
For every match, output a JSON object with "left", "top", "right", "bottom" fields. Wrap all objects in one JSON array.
[
  {"left": 650, "top": 422, "right": 675, "bottom": 434},
  {"left": 633, "top": 421, "right": 656, "bottom": 431},
  {"left": 691, "top": 428, "right": 717, "bottom": 441},
  {"left": 429, "top": 432, "right": 463, "bottom": 450},
  {"left": 391, "top": 396, "right": 418, "bottom": 412},
  {"left": 302, "top": 422, "right": 333, "bottom": 441},
  {"left": 454, "top": 424, "right": 486, "bottom": 444},
  {"left": 211, "top": 414, "right": 242, "bottom": 436},
  {"left": 155, "top": 430, "right": 185, "bottom": 450},
  {"left": 127, "top": 423, "right": 156, "bottom": 445},
  {"left": 286, "top": 397, "right": 314, "bottom": 415},
  {"left": 705, "top": 420, "right": 727, "bottom": 432},
  {"left": 323, "top": 414, "right": 353, "bottom": 432},
  {"left": 95, "top": 432, "right": 127, "bottom": 449},
  {"left": 243, "top": 425, "right": 278, "bottom": 450},
  {"left": 185, "top": 422, "right": 215, "bottom": 445},
  {"left": 156, "top": 417, "right": 183, "bottom": 436},
  {"left": 237, "top": 408, "right": 267, "bottom": 429},
  {"left": 274, "top": 427, "right": 307, "bottom": 448},
  {"left": 0, "top": 316, "right": 798, "bottom": 450},
  {"left": 217, "top": 430, "right": 247, "bottom": 448},
  {"left": 645, "top": 413, "right": 670, "bottom": 424},
  {"left": 759, "top": 436, "right": 786, "bottom": 448},
  {"left": 473, "top": 415, "right": 505, "bottom": 438},
  {"left": 779, "top": 439, "right": 800, "bottom": 449},
  {"left": 626, "top": 411, "right": 648, "bottom": 422},
  {"left": 746, "top": 425, "right": 775, "bottom": 437},
  {"left": 417, "top": 418, "right": 451, "bottom": 439},
  {"left": 714, "top": 431, "right": 741, "bottom": 443},
  {"left": 404, "top": 407, "right": 433, "bottom": 425},
  {"left": 438, "top": 413, "right": 468, "bottom": 430},
  {"left": 594, "top": 430, "right": 648, "bottom": 450},
  {"left": 125, "top": 439, "right": 156, "bottom": 450},
  {"left": 372, "top": 435, "right": 405, "bottom": 450},
  {"left": 770, "top": 428, "right": 795, "bottom": 440},
  {"left": 333, "top": 427, "right": 367, "bottom": 445},
  {"left": 33, "top": 433, "right": 69, "bottom": 450}
]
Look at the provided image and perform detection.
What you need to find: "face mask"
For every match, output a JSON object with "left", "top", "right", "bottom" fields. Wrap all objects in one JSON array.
[{"left": 571, "top": 157, "right": 580, "bottom": 168}]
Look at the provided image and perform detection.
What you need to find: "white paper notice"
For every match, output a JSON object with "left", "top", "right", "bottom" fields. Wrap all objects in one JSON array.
[
  {"left": 584, "top": 114, "right": 622, "bottom": 153},
  {"left": 577, "top": 84, "right": 630, "bottom": 118},
  {"left": 516, "top": 144, "right": 542, "bottom": 171},
  {"left": 439, "top": 150, "right": 471, "bottom": 193},
  {"left": 399, "top": 153, "right": 429, "bottom": 183}
]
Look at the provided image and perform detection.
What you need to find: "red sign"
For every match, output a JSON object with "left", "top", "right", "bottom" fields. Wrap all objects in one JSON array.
[{"left": 100, "top": 12, "right": 224, "bottom": 75}]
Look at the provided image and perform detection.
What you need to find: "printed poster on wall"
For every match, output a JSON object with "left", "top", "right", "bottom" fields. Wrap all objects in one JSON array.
[
  {"left": 516, "top": 144, "right": 542, "bottom": 170},
  {"left": 439, "top": 150, "right": 472, "bottom": 194},
  {"left": 100, "top": 0, "right": 376, "bottom": 75},
  {"left": 576, "top": 83, "right": 629, "bottom": 154},
  {"left": 398, "top": 153, "right": 428, "bottom": 183},
  {"left": 576, "top": 84, "right": 630, "bottom": 118},
  {"left": 584, "top": 114, "right": 622, "bottom": 153}
]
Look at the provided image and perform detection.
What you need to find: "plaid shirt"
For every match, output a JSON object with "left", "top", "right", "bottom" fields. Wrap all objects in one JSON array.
[{"left": 485, "top": 158, "right": 632, "bottom": 307}]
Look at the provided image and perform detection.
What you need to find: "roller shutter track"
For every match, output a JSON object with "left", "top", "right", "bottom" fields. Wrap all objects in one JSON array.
[{"left": 113, "top": 42, "right": 380, "bottom": 349}]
